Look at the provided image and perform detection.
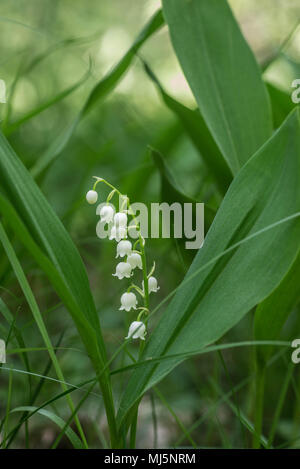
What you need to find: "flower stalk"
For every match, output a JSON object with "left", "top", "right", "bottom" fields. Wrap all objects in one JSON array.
[{"left": 86, "top": 176, "right": 160, "bottom": 445}]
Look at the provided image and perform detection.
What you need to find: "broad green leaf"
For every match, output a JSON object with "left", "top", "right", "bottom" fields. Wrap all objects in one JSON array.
[
  {"left": 254, "top": 252, "right": 300, "bottom": 365},
  {"left": 266, "top": 82, "right": 296, "bottom": 128},
  {"left": 0, "top": 132, "right": 118, "bottom": 445},
  {"left": 30, "top": 9, "right": 164, "bottom": 178},
  {"left": 11, "top": 407, "right": 85, "bottom": 449},
  {"left": 143, "top": 61, "right": 232, "bottom": 194},
  {"left": 117, "top": 109, "right": 300, "bottom": 428},
  {"left": 162, "top": 0, "right": 272, "bottom": 174}
]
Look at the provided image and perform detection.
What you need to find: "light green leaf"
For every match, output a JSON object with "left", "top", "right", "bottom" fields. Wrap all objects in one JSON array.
[
  {"left": 117, "top": 109, "right": 300, "bottom": 428},
  {"left": 162, "top": 0, "right": 272, "bottom": 174}
]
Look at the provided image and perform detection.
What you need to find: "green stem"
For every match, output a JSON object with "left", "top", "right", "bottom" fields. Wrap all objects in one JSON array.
[
  {"left": 128, "top": 234, "right": 149, "bottom": 447},
  {"left": 267, "top": 361, "right": 294, "bottom": 448},
  {"left": 140, "top": 237, "right": 149, "bottom": 311},
  {"left": 129, "top": 407, "right": 138, "bottom": 448},
  {"left": 253, "top": 364, "right": 266, "bottom": 448},
  {"left": 93, "top": 178, "right": 122, "bottom": 197},
  {"left": 91, "top": 177, "right": 150, "bottom": 448}
]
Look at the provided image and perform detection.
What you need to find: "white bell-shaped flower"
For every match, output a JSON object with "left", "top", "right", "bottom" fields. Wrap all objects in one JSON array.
[
  {"left": 100, "top": 205, "right": 114, "bottom": 224},
  {"left": 125, "top": 321, "right": 146, "bottom": 340},
  {"left": 112, "top": 262, "right": 132, "bottom": 279},
  {"left": 109, "top": 225, "right": 127, "bottom": 242},
  {"left": 127, "top": 252, "right": 142, "bottom": 270},
  {"left": 0, "top": 79, "right": 6, "bottom": 104},
  {"left": 116, "top": 240, "right": 132, "bottom": 258},
  {"left": 119, "top": 292, "right": 137, "bottom": 311},
  {"left": 114, "top": 212, "right": 127, "bottom": 227},
  {"left": 86, "top": 190, "right": 98, "bottom": 204},
  {"left": 143, "top": 276, "right": 160, "bottom": 293}
]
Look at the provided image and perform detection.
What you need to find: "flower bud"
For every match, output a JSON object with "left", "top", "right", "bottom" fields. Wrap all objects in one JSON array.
[
  {"left": 86, "top": 190, "right": 98, "bottom": 204},
  {"left": 127, "top": 252, "right": 142, "bottom": 270},
  {"left": 116, "top": 240, "right": 132, "bottom": 258},
  {"left": 100, "top": 205, "right": 114, "bottom": 223},
  {"left": 125, "top": 321, "right": 146, "bottom": 340},
  {"left": 112, "top": 262, "right": 132, "bottom": 279},
  {"left": 119, "top": 292, "right": 138, "bottom": 311}
]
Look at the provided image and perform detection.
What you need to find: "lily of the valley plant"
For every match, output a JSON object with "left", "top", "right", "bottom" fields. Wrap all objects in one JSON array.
[{"left": 86, "top": 177, "right": 159, "bottom": 342}]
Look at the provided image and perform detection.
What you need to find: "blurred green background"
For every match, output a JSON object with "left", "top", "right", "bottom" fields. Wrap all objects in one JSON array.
[{"left": 0, "top": 0, "right": 300, "bottom": 448}]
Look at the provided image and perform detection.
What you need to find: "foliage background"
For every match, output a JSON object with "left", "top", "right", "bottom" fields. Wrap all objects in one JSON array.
[{"left": 0, "top": 0, "right": 300, "bottom": 448}]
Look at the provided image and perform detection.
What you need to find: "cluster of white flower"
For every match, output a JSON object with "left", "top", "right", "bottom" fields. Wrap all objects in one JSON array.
[{"left": 86, "top": 181, "right": 159, "bottom": 341}]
